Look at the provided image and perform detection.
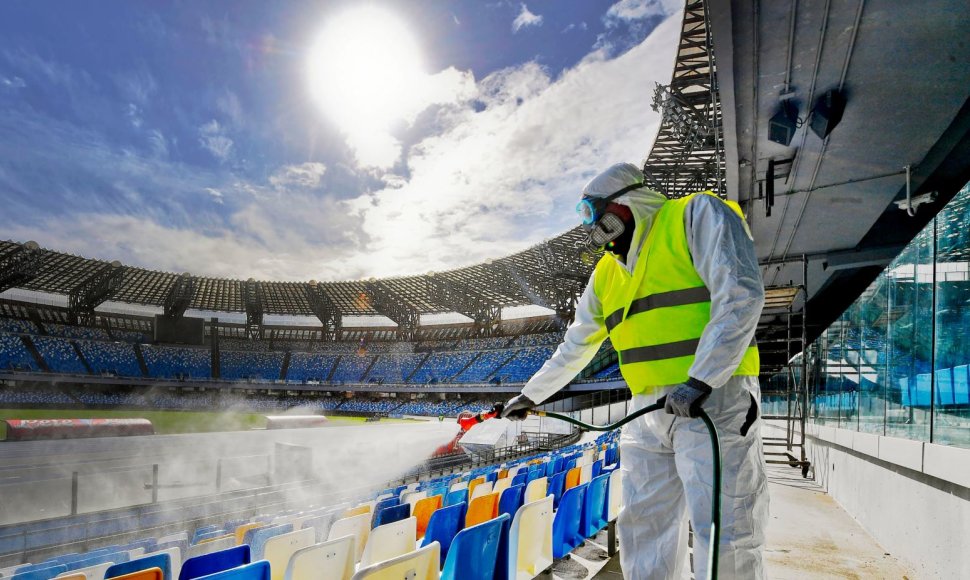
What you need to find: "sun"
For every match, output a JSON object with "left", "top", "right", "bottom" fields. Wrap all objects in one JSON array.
[{"left": 307, "top": 6, "right": 426, "bottom": 134}]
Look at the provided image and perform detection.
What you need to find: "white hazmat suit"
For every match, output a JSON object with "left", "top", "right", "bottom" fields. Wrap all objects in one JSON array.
[{"left": 520, "top": 163, "right": 768, "bottom": 579}]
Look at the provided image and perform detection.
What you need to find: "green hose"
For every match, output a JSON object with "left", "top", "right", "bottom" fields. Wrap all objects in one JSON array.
[{"left": 531, "top": 398, "right": 722, "bottom": 580}]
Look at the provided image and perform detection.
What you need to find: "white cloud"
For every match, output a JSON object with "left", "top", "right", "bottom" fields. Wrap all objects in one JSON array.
[
  {"left": 604, "top": 0, "right": 681, "bottom": 27},
  {"left": 205, "top": 187, "right": 224, "bottom": 204},
  {"left": 269, "top": 162, "right": 327, "bottom": 190},
  {"left": 1, "top": 75, "right": 26, "bottom": 89},
  {"left": 512, "top": 4, "right": 543, "bottom": 33},
  {"left": 198, "top": 119, "right": 233, "bottom": 161},
  {"left": 217, "top": 91, "right": 243, "bottom": 127}
]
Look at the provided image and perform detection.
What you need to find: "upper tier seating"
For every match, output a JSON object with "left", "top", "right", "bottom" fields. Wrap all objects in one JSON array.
[
  {"left": 0, "top": 332, "right": 37, "bottom": 371},
  {"left": 410, "top": 352, "right": 476, "bottom": 384},
  {"left": 219, "top": 351, "right": 285, "bottom": 381},
  {"left": 330, "top": 355, "right": 375, "bottom": 383},
  {"left": 142, "top": 345, "right": 211, "bottom": 379},
  {"left": 453, "top": 351, "right": 513, "bottom": 383},
  {"left": 32, "top": 336, "right": 87, "bottom": 374},
  {"left": 285, "top": 353, "right": 338, "bottom": 382},
  {"left": 45, "top": 323, "right": 111, "bottom": 341},
  {"left": 493, "top": 347, "right": 556, "bottom": 383},
  {"left": 76, "top": 340, "right": 142, "bottom": 377},
  {"left": 365, "top": 354, "right": 425, "bottom": 383},
  {"left": 0, "top": 318, "right": 36, "bottom": 334}
]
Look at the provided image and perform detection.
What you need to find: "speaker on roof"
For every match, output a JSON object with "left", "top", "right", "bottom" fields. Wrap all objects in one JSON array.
[
  {"left": 768, "top": 103, "right": 798, "bottom": 146},
  {"left": 810, "top": 89, "right": 846, "bottom": 139}
]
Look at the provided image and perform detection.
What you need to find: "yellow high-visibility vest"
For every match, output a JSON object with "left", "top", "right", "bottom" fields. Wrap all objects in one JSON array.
[{"left": 593, "top": 191, "right": 759, "bottom": 394}]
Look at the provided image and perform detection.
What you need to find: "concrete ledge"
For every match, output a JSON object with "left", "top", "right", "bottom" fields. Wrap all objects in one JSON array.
[
  {"left": 806, "top": 424, "right": 969, "bottom": 490},
  {"left": 878, "top": 436, "right": 923, "bottom": 471},
  {"left": 923, "top": 443, "right": 970, "bottom": 488}
]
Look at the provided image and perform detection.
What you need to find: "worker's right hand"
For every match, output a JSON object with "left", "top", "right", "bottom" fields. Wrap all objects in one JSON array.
[{"left": 500, "top": 394, "right": 536, "bottom": 421}]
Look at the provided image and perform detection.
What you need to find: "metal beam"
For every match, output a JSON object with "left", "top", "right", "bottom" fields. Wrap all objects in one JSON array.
[
  {"left": 426, "top": 275, "right": 502, "bottom": 336},
  {"left": 364, "top": 281, "right": 420, "bottom": 340},
  {"left": 306, "top": 281, "right": 343, "bottom": 341},
  {"left": 68, "top": 261, "right": 125, "bottom": 326},
  {"left": 163, "top": 273, "right": 195, "bottom": 319},
  {"left": 242, "top": 279, "right": 264, "bottom": 340},
  {"left": 0, "top": 241, "right": 42, "bottom": 293}
]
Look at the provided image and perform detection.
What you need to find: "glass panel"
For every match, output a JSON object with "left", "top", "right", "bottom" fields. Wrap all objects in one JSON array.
[
  {"left": 857, "top": 275, "right": 889, "bottom": 435},
  {"left": 933, "top": 184, "right": 970, "bottom": 448},
  {"left": 885, "top": 227, "right": 933, "bottom": 442}
]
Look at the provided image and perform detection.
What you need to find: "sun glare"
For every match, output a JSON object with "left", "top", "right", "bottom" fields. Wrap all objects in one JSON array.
[{"left": 308, "top": 6, "right": 426, "bottom": 134}]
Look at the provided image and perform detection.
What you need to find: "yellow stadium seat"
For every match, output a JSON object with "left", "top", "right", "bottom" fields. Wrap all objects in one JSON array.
[
  {"left": 470, "top": 480, "right": 494, "bottom": 500},
  {"left": 508, "top": 496, "right": 554, "bottom": 579},
  {"left": 109, "top": 568, "right": 163, "bottom": 580},
  {"left": 564, "top": 467, "right": 582, "bottom": 491},
  {"left": 234, "top": 523, "right": 263, "bottom": 545},
  {"left": 343, "top": 504, "right": 371, "bottom": 519},
  {"left": 413, "top": 495, "right": 443, "bottom": 539},
  {"left": 465, "top": 492, "right": 499, "bottom": 527},
  {"left": 328, "top": 513, "right": 371, "bottom": 562},
  {"left": 493, "top": 477, "right": 512, "bottom": 498},
  {"left": 467, "top": 477, "right": 486, "bottom": 498},
  {"left": 498, "top": 469, "right": 509, "bottom": 479},
  {"left": 359, "top": 517, "right": 417, "bottom": 568},
  {"left": 263, "top": 528, "right": 315, "bottom": 580}
]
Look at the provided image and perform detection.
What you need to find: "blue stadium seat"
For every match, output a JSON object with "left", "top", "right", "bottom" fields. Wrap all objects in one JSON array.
[
  {"left": 178, "top": 545, "right": 250, "bottom": 580},
  {"left": 592, "top": 460, "right": 603, "bottom": 479},
  {"left": 445, "top": 489, "right": 468, "bottom": 507},
  {"left": 498, "top": 484, "right": 525, "bottom": 521},
  {"left": 66, "top": 551, "right": 130, "bottom": 571},
  {"left": 191, "top": 561, "right": 268, "bottom": 580},
  {"left": 935, "top": 368, "right": 955, "bottom": 406},
  {"left": 440, "top": 513, "right": 510, "bottom": 580},
  {"left": 106, "top": 553, "right": 172, "bottom": 580},
  {"left": 420, "top": 502, "right": 466, "bottom": 566},
  {"left": 12, "top": 565, "right": 68, "bottom": 580},
  {"left": 954, "top": 365, "right": 969, "bottom": 405},
  {"left": 552, "top": 483, "right": 588, "bottom": 558},
  {"left": 372, "top": 498, "right": 399, "bottom": 523},
  {"left": 511, "top": 473, "right": 527, "bottom": 488},
  {"left": 374, "top": 503, "right": 410, "bottom": 528},
  {"left": 582, "top": 474, "right": 611, "bottom": 538}
]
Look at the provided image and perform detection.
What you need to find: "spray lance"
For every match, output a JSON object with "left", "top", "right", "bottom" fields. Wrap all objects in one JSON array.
[{"left": 484, "top": 398, "right": 723, "bottom": 580}]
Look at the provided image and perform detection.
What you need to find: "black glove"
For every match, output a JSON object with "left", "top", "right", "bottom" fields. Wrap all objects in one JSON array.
[
  {"left": 500, "top": 394, "right": 536, "bottom": 421},
  {"left": 664, "top": 378, "right": 713, "bottom": 418}
]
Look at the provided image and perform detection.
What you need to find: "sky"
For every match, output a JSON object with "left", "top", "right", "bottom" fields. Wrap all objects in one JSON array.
[{"left": 0, "top": 0, "right": 682, "bottom": 283}]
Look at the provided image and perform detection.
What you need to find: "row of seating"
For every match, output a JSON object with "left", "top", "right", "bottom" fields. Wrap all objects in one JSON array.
[{"left": 2, "top": 435, "right": 620, "bottom": 580}]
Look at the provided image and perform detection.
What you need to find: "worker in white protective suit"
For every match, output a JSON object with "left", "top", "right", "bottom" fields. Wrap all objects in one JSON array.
[{"left": 501, "top": 162, "right": 768, "bottom": 579}]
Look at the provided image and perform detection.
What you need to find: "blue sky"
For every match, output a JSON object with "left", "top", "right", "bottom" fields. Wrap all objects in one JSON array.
[{"left": 0, "top": 0, "right": 681, "bottom": 281}]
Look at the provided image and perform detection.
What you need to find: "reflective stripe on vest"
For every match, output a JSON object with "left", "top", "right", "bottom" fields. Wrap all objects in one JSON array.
[{"left": 593, "top": 191, "right": 760, "bottom": 394}]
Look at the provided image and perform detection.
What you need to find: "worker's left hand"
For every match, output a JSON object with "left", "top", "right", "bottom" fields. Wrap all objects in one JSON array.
[
  {"left": 501, "top": 394, "right": 536, "bottom": 421},
  {"left": 664, "top": 379, "right": 713, "bottom": 418}
]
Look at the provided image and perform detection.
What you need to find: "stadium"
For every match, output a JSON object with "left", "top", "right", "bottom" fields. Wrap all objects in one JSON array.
[{"left": 1, "top": 0, "right": 968, "bottom": 579}]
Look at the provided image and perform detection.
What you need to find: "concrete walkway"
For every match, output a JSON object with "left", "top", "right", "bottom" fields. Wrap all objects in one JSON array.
[{"left": 593, "top": 463, "right": 915, "bottom": 579}]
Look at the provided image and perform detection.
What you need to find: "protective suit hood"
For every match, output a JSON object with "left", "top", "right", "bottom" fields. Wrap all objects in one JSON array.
[{"left": 582, "top": 162, "right": 667, "bottom": 270}]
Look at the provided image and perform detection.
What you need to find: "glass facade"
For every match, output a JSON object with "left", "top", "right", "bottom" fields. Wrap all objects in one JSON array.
[{"left": 804, "top": 181, "right": 970, "bottom": 448}]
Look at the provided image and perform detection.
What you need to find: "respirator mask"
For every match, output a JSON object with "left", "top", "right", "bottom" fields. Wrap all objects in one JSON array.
[{"left": 576, "top": 181, "right": 642, "bottom": 253}]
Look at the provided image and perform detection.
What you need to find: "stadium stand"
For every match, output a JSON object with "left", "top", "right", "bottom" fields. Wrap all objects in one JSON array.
[
  {"left": 76, "top": 340, "right": 142, "bottom": 377},
  {"left": 284, "top": 352, "right": 338, "bottom": 383},
  {"left": 330, "top": 354, "right": 375, "bottom": 383},
  {"left": 409, "top": 352, "right": 476, "bottom": 384},
  {"left": 0, "top": 433, "right": 619, "bottom": 580},
  {"left": 493, "top": 346, "right": 556, "bottom": 383},
  {"left": 31, "top": 336, "right": 87, "bottom": 374},
  {"left": 219, "top": 351, "right": 285, "bottom": 381},
  {"left": 44, "top": 323, "right": 111, "bottom": 342},
  {"left": 0, "top": 318, "right": 36, "bottom": 334},
  {"left": 365, "top": 353, "right": 425, "bottom": 384},
  {"left": 141, "top": 346, "right": 211, "bottom": 379},
  {"left": 0, "top": 333, "right": 37, "bottom": 371}
]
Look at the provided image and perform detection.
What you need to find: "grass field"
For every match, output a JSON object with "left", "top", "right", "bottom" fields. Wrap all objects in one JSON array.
[{"left": 0, "top": 409, "right": 410, "bottom": 438}]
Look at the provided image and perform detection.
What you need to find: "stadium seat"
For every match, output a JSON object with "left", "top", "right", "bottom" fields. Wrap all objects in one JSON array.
[
  {"left": 374, "top": 503, "right": 410, "bottom": 528},
  {"left": 444, "top": 489, "right": 467, "bottom": 507},
  {"left": 105, "top": 554, "right": 171, "bottom": 580},
  {"left": 105, "top": 569, "right": 163, "bottom": 580},
  {"left": 186, "top": 539, "right": 235, "bottom": 561},
  {"left": 579, "top": 464, "right": 593, "bottom": 485},
  {"left": 420, "top": 502, "right": 466, "bottom": 566},
  {"left": 12, "top": 564, "right": 67, "bottom": 580},
  {"left": 261, "top": 528, "right": 314, "bottom": 580},
  {"left": 343, "top": 504, "right": 371, "bottom": 519},
  {"left": 178, "top": 545, "right": 249, "bottom": 580},
  {"left": 465, "top": 492, "right": 500, "bottom": 528},
  {"left": 63, "top": 562, "right": 116, "bottom": 580},
  {"left": 524, "top": 477, "right": 547, "bottom": 504},
  {"left": 300, "top": 512, "right": 340, "bottom": 543},
  {"left": 507, "top": 496, "right": 553, "bottom": 580},
  {"left": 592, "top": 460, "right": 603, "bottom": 479},
  {"left": 582, "top": 474, "right": 611, "bottom": 538},
  {"left": 511, "top": 474, "right": 527, "bottom": 488},
  {"left": 498, "top": 485, "right": 525, "bottom": 521},
  {"left": 359, "top": 516, "right": 417, "bottom": 568},
  {"left": 552, "top": 483, "right": 588, "bottom": 559},
  {"left": 606, "top": 469, "right": 623, "bottom": 522},
  {"left": 283, "top": 536, "right": 355, "bottom": 580},
  {"left": 66, "top": 552, "right": 130, "bottom": 571},
  {"left": 412, "top": 496, "right": 443, "bottom": 539},
  {"left": 372, "top": 498, "right": 398, "bottom": 524},
  {"left": 564, "top": 467, "right": 582, "bottom": 490},
  {"left": 191, "top": 561, "right": 268, "bottom": 580},
  {"left": 469, "top": 481, "right": 494, "bottom": 501},
  {"left": 350, "top": 542, "right": 439, "bottom": 580},
  {"left": 327, "top": 513, "right": 370, "bottom": 562},
  {"left": 439, "top": 513, "right": 509, "bottom": 580},
  {"left": 247, "top": 524, "right": 293, "bottom": 559},
  {"left": 506, "top": 466, "right": 521, "bottom": 479},
  {"left": 140, "top": 549, "right": 182, "bottom": 580},
  {"left": 401, "top": 490, "right": 428, "bottom": 512},
  {"left": 493, "top": 478, "right": 512, "bottom": 498},
  {"left": 498, "top": 469, "right": 509, "bottom": 479},
  {"left": 466, "top": 477, "right": 486, "bottom": 498},
  {"left": 547, "top": 472, "right": 566, "bottom": 510},
  {"left": 232, "top": 525, "right": 262, "bottom": 546}
]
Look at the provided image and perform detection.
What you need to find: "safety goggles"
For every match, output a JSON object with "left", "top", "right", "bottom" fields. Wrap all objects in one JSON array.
[{"left": 575, "top": 180, "right": 644, "bottom": 227}]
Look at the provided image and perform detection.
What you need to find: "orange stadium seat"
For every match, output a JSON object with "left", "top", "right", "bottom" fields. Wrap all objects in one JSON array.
[
  {"left": 413, "top": 495, "right": 442, "bottom": 539},
  {"left": 564, "top": 467, "right": 582, "bottom": 491}
]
